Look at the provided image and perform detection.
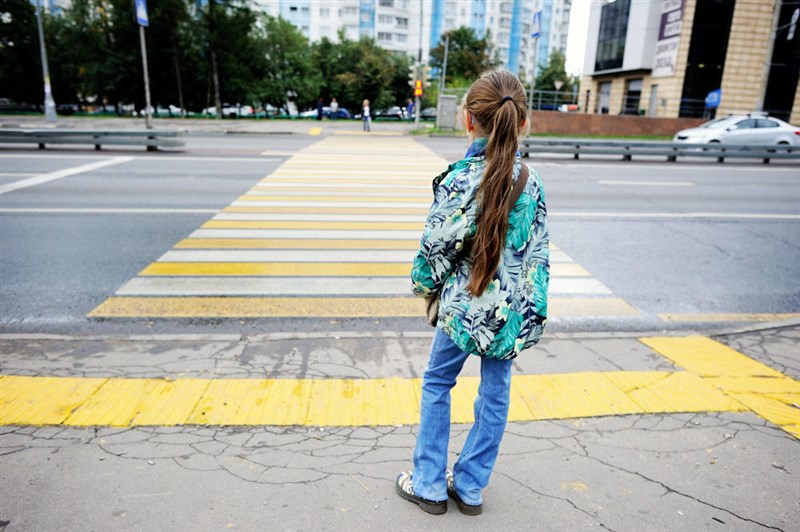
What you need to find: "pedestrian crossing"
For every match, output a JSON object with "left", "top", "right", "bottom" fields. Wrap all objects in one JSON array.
[{"left": 89, "top": 136, "right": 638, "bottom": 320}]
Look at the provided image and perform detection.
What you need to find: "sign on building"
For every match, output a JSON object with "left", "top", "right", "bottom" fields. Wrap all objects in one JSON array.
[
  {"left": 652, "top": 0, "right": 684, "bottom": 78},
  {"left": 135, "top": 0, "right": 148, "bottom": 27}
]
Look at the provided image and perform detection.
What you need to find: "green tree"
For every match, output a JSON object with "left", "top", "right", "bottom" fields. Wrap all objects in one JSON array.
[
  {"left": 429, "top": 27, "right": 498, "bottom": 86},
  {"left": 0, "top": 0, "right": 44, "bottom": 104},
  {"left": 253, "top": 14, "right": 317, "bottom": 110},
  {"left": 534, "top": 50, "right": 579, "bottom": 94}
]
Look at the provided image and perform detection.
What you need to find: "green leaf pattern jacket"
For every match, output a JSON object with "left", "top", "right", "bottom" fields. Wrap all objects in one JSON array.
[{"left": 411, "top": 138, "right": 549, "bottom": 360}]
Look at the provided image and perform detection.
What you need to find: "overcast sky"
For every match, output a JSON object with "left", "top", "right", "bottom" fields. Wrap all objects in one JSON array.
[{"left": 565, "top": 0, "right": 591, "bottom": 76}]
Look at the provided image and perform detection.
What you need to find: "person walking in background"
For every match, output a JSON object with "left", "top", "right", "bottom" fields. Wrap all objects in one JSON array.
[
  {"left": 407, "top": 98, "right": 414, "bottom": 123},
  {"left": 396, "top": 70, "right": 549, "bottom": 516},
  {"left": 330, "top": 97, "right": 339, "bottom": 120},
  {"left": 362, "top": 99, "right": 371, "bottom": 132},
  {"left": 316, "top": 98, "right": 324, "bottom": 121}
]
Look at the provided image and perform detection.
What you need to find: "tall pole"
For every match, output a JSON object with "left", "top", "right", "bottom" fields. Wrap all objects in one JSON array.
[
  {"left": 440, "top": 35, "right": 449, "bottom": 93},
  {"left": 139, "top": 24, "right": 152, "bottom": 129},
  {"left": 414, "top": 0, "right": 423, "bottom": 128},
  {"left": 528, "top": 36, "right": 538, "bottom": 111},
  {"left": 35, "top": 0, "right": 57, "bottom": 121}
]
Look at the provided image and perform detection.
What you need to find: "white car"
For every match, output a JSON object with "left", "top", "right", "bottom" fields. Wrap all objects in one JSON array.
[{"left": 674, "top": 114, "right": 800, "bottom": 146}]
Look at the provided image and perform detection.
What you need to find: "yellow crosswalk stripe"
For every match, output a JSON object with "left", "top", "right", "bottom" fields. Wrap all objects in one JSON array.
[
  {"left": 203, "top": 220, "right": 423, "bottom": 230},
  {"left": 235, "top": 195, "right": 430, "bottom": 203},
  {"left": 89, "top": 296, "right": 638, "bottom": 318},
  {"left": 174, "top": 238, "right": 422, "bottom": 250},
  {"left": 224, "top": 206, "right": 429, "bottom": 214}
]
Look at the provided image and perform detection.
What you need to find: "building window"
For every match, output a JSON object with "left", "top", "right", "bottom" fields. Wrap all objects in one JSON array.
[
  {"left": 623, "top": 78, "right": 642, "bottom": 115},
  {"left": 378, "top": 14, "right": 393, "bottom": 23},
  {"left": 594, "top": 0, "right": 630, "bottom": 72},
  {"left": 379, "top": 0, "right": 393, "bottom": 7},
  {"left": 396, "top": 16, "right": 408, "bottom": 27},
  {"left": 320, "top": 7, "right": 329, "bottom": 16},
  {"left": 378, "top": 32, "right": 393, "bottom": 41},
  {"left": 289, "top": 6, "right": 297, "bottom": 11},
  {"left": 396, "top": 33, "right": 407, "bottom": 42}
]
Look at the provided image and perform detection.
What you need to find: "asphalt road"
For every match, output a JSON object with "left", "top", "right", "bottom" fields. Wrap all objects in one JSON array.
[{"left": 1, "top": 134, "right": 798, "bottom": 334}]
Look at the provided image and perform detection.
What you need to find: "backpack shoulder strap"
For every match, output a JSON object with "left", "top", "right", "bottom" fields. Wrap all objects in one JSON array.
[{"left": 507, "top": 162, "right": 529, "bottom": 212}]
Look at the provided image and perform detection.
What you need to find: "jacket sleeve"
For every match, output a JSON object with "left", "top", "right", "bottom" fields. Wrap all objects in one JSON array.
[{"left": 411, "top": 172, "right": 472, "bottom": 297}]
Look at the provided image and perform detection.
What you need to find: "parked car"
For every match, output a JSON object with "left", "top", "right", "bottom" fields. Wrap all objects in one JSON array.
[
  {"left": 202, "top": 104, "right": 254, "bottom": 118},
  {"left": 420, "top": 107, "right": 437, "bottom": 121},
  {"left": 673, "top": 114, "right": 800, "bottom": 146},
  {"left": 56, "top": 103, "right": 81, "bottom": 115},
  {"left": 373, "top": 106, "right": 404, "bottom": 120},
  {"left": 299, "top": 106, "right": 352, "bottom": 119}
]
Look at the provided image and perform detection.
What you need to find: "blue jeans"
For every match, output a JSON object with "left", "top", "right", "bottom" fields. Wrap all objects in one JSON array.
[{"left": 412, "top": 329, "right": 513, "bottom": 505}]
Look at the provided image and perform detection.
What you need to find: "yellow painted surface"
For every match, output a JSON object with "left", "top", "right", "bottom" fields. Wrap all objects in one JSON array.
[
  {"left": 640, "top": 337, "right": 785, "bottom": 378},
  {"left": 335, "top": 130, "right": 402, "bottom": 136},
  {"left": 0, "top": 376, "right": 107, "bottom": 425},
  {"left": 174, "top": 238, "right": 422, "bottom": 250},
  {"left": 704, "top": 376, "right": 800, "bottom": 394},
  {"left": 0, "top": 370, "right": 771, "bottom": 428},
  {"left": 729, "top": 393, "right": 800, "bottom": 427},
  {"left": 203, "top": 220, "right": 424, "bottom": 230},
  {"left": 308, "top": 127, "right": 322, "bottom": 136},
  {"left": 604, "top": 371, "right": 744, "bottom": 414},
  {"left": 140, "top": 262, "right": 412, "bottom": 277},
  {"left": 254, "top": 186, "right": 429, "bottom": 195},
  {"left": 659, "top": 313, "right": 800, "bottom": 322},
  {"left": 548, "top": 298, "right": 639, "bottom": 317},
  {"left": 223, "top": 206, "right": 429, "bottom": 214},
  {"left": 234, "top": 196, "right": 430, "bottom": 204},
  {"left": 89, "top": 296, "right": 642, "bottom": 318}
]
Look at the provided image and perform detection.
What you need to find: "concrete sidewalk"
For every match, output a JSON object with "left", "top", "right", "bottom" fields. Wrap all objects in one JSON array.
[{"left": 0, "top": 324, "right": 798, "bottom": 531}]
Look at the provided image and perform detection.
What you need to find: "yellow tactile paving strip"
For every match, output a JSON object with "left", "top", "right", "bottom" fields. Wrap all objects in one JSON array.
[{"left": 1, "top": 337, "right": 797, "bottom": 437}]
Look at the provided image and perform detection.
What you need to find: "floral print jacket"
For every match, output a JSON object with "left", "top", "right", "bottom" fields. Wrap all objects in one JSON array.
[{"left": 411, "top": 138, "right": 549, "bottom": 360}]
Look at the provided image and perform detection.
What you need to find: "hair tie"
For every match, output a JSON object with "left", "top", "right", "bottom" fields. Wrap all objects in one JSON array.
[{"left": 500, "top": 96, "right": 513, "bottom": 104}]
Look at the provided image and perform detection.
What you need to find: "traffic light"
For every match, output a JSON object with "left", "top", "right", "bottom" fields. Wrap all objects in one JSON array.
[
  {"left": 420, "top": 65, "right": 432, "bottom": 89},
  {"left": 408, "top": 64, "right": 418, "bottom": 88},
  {"left": 414, "top": 80, "right": 423, "bottom": 97}
]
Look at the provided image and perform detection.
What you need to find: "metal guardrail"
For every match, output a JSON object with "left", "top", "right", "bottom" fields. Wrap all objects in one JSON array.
[
  {"left": 520, "top": 138, "right": 800, "bottom": 164},
  {"left": 0, "top": 129, "right": 186, "bottom": 151}
]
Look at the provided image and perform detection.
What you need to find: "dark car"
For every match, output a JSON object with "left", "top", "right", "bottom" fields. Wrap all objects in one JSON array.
[
  {"left": 325, "top": 108, "right": 351, "bottom": 119},
  {"left": 56, "top": 103, "right": 81, "bottom": 115},
  {"left": 420, "top": 107, "right": 436, "bottom": 121}
]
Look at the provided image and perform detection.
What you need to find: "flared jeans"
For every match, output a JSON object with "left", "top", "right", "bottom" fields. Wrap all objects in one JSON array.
[{"left": 412, "top": 328, "right": 513, "bottom": 505}]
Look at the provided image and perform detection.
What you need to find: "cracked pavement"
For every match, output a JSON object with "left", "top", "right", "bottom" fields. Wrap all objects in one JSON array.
[{"left": 0, "top": 325, "right": 798, "bottom": 531}]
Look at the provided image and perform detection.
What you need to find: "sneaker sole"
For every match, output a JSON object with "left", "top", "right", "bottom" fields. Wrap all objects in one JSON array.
[
  {"left": 395, "top": 482, "right": 447, "bottom": 515},
  {"left": 447, "top": 488, "right": 483, "bottom": 516}
]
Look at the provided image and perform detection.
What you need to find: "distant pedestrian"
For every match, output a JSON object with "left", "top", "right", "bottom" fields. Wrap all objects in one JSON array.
[
  {"left": 316, "top": 98, "right": 324, "bottom": 121},
  {"left": 407, "top": 98, "right": 414, "bottom": 123},
  {"left": 362, "top": 99, "right": 371, "bottom": 132},
  {"left": 396, "top": 70, "right": 549, "bottom": 516},
  {"left": 330, "top": 98, "right": 339, "bottom": 120}
]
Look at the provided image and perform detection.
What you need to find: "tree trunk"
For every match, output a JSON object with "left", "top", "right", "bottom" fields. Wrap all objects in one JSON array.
[
  {"left": 208, "top": 0, "right": 222, "bottom": 119},
  {"left": 172, "top": 34, "right": 185, "bottom": 117}
]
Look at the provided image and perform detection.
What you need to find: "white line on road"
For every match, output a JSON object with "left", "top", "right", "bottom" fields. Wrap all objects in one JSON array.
[
  {"left": 0, "top": 172, "right": 36, "bottom": 177},
  {"left": 0, "top": 154, "right": 280, "bottom": 163},
  {"left": 0, "top": 208, "right": 217, "bottom": 215},
  {"left": 116, "top": 276, "right": 608, "bottom": 296},
  {"left": 550, "top": 211, "right": 800, "bottom": 220},
  {"left": 231, "top": 200, "right": 432, "bottom": 208},
  {"left": 190, "top": 229, "right": 424, "bottom": 239},
  {"left": 0, "top": 157, "right": 134, "bottom": 195},
  {"left": 157, "top": 249, "right": 573, "bottom": 263},
  {"left": 214, "top": 213, "right": 425, "bottom": 222},
  {"left": 256, "top": 182, "right": 428, "bottom": 189},
  {"left": 598, "top": 180, "right": 695, "bottom": 187}
]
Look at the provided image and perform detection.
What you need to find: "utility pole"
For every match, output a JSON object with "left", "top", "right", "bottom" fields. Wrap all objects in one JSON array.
[
  {"left": 135, "top": 0, "right": 152, "bottom": 128},
  {"left": 414, "top": 0, "right": 423, "bottom": 128},
  {"left": 528, "top": 11, "right": 541, "bottom": 112},
  {"left": 440, "top": 35, "right": 449, "bottom": 93},
  {"left": 35, "top": 0, "right": 57, "bottom": 121}
]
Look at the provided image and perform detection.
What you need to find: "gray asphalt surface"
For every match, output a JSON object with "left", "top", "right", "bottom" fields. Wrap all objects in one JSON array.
[{"left": 1, "top": 133, "right": 798, "bottom": 334}]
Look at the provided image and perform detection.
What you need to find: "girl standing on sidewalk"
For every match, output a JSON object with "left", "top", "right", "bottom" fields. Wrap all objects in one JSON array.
[
  {"left": 396, "top": 70, "right": 550, "bottom": 516},
  {"left": 362, "top": 99, "right": 371, "bottom": 132}
]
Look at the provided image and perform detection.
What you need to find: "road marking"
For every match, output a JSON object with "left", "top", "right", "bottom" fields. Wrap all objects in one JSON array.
[
  {"left": 309, "top": 127, "right": 322, "bottom": 136},
  {"left": 224, "top": 205, "right": 429, "bottom": 214},
  {"left": 551, "top": 211, "right": 800, "bottom": 220},
  {"left": 203, "top": 220, "right": 423, "bottom": 230},
  {"left": 89, "top": 296, "right": 638, "bottom": 318},
  {"left": 0, "top": 208, "right": 217, "bottom": 215},
  {"left": 0, "top": 157, "right": 134, "bottom": 195},
  {"left": 214, "top": 213, "right": 424, "bottom": 222},
  {"left": 190, "top": 229, "right": 424, "bottom": 239},
  {"left": 232, "top": 200, "right": 432, "bottom": 208},
  {"left": 116, "top": 276, "right": 608, "bottom": 296},
  {"left": 154, "top": 249, "right": 572, "bottom": 263},
  {"left": 598, "top": 180, "right": 695, "bottom": 186},
  {"left": 0, "top": 172, "right": 36, "bottom": 177},
  {"left": 659, "top": 313, "right": 800, "bottom": 322},
  {"left": 0, "top": 154, "right": 284, "bottom": 163},
  {"left": 244, "top": 191, "right": 431, "bottom": 200},
  {"left": 174, "top": 238, "right": 422, "bottom": 249},
  {"left": 256, "top": 182, "right": 431, "bottom": 190},
  {"left": 250, "top": 187, "right": 432, "bottom": 197},
  {"left": 335, "top": 130, "right": 402, "bottom": 136},
  {"left": 139, "top": 261, "right": 583, "bottom": 277},
  {"left": 640, "top": 336, "right": 800, "bottom": 437}
]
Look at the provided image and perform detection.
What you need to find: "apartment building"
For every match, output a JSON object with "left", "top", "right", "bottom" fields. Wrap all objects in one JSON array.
[{"left": 580, "top": 0, "right": 800, "bottom": 123}]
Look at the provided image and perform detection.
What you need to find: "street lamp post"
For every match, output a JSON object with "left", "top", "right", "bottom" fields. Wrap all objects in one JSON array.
[
  {"left": 35, "top": 0, "right": 57, "bottom": 121},
  {"left": 554, "top": 80, "right": 563, "bottom": 110}
]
